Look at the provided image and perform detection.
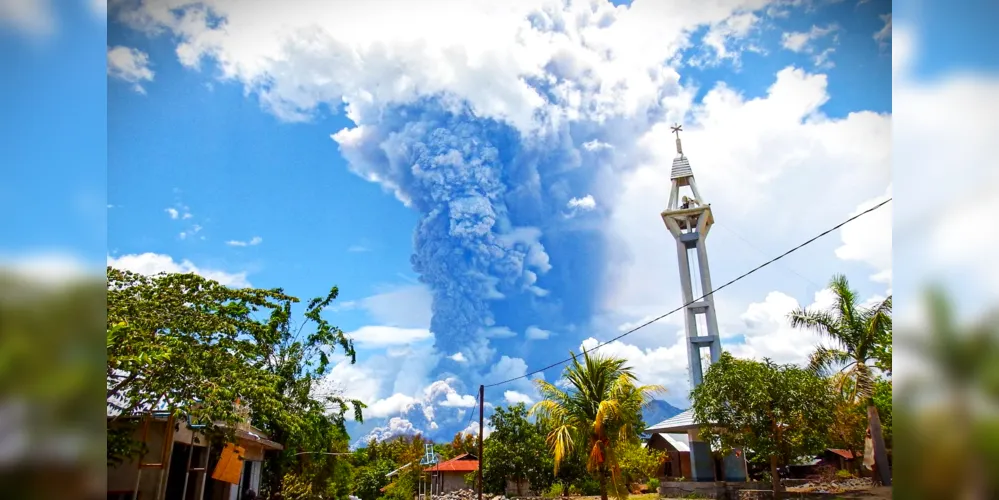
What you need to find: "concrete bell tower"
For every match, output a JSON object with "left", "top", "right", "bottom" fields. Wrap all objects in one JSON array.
[{"left": 660, "top": 124, "right": 746, "bottom": 482}]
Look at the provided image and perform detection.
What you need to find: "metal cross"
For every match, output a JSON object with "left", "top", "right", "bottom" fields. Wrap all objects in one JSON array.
[{"left": 670, "top": 123, "right": 683, "bottom": 139}]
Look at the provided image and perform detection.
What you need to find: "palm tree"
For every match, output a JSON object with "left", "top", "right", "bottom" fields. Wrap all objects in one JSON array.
[
  {"left": 530, "top": 350, "right": 664, "bottom": 500},
  {"left": 787, "top": 274, "right": 892, "bottom": 486}
]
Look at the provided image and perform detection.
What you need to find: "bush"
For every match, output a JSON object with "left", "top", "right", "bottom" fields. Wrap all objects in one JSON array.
[
  {"left": 567, "top": 484, "right": 581, "bottom": 496},
  {"left": 648, "top": 478, "right": 660, "bottom": 492},
  {"left": 835, "top": 469, "right": 854, "bottom": 480},
  {"left": 542, "top": 483, "right": 565, "bottom": 498}
]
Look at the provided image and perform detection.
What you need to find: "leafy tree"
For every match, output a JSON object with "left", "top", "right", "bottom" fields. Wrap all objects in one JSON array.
[
  {"left": 691, "top": 352, "right": 835, "bottom": 500},
  {"left": 787, "top": 274, "right": 892, "bottom": 485},
  {"left": 106, "top": 268, "right": 364, "bottom": 496},
  {"left": 352, "top": 459, "right": 395, "bottom": 500},
  {"left": 616, "top": 440, "right": 665, "bottom": 486},
  {"left": 531, "top": 351, "right": 664, "bottom": 500},
  {"left": 480, "top": 403, "right": 554, "bottom": 495}
]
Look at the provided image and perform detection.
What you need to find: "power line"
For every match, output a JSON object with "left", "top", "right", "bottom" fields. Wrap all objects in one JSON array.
[{"left": 484, "top": 197, "right": 892, "bottom": 388}]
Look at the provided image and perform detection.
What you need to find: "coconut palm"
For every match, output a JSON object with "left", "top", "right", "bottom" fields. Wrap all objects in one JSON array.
[
  {"left": 529, "top": 350, "right": 664, "bottom": 500},
  {"left": 787, "top": 274, "right": 892, "bottom": 486}
]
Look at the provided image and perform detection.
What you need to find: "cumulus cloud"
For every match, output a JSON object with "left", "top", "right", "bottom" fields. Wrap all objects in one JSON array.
[
  {"left": 226, "top": 236, "right": 262, "bottom": 247},
  {"left": 107, "top": 252, "right": 251, "bottom": 287},
  {"left": 525, "top": 326, "right": 552, "bottom": 340},
  {"left": 835, "top": 186, "right": 892, "bottom": 286},
  {"left": 347, "top": 326, "right": 433, "bottom": 348},
  {"left": 107, "top": 45, "right": 155, "bottom": 94},
  {"left": 604, "top": 64, "right": 890, "bottom": 333},
  {"left": 449, "top": 352, "right": 468, "bottom": 363},
  {"left": 503, "top": 390, "right": 534, "bottom": 405}
]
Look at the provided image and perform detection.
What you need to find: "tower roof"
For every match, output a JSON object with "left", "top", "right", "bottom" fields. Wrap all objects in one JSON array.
[{"left": 668, "top": 123, "right": 693, "bottom": 180}]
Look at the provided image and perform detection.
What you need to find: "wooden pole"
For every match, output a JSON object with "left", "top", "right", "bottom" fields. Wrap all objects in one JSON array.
[{"left": 478, "top": 385, "right": 484, "bottom": 500}]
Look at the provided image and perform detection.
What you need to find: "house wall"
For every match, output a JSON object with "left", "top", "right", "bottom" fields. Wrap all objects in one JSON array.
[
  {"left": 108, "top": 419, "right": 174, "bottom": 500},
  {"left": 108, "top": 419, "right": 269, "bottom": 500},
  {"left": 440, "top": 472, "right": 472, "bottom": 493}
]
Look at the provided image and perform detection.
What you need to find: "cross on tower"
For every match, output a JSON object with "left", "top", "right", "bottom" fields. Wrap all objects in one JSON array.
[{"left": 670, "top": 123, "right": 684, "bottom": 156}]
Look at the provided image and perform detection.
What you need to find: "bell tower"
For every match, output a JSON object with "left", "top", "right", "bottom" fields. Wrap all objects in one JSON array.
[{"left": 660, "top": 124, "right": 746, "bottom": 482}]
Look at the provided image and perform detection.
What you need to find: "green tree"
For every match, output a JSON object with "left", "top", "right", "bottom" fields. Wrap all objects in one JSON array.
[
  {"left": 615, "top": 440, "right": 664, "bottom": 486},
  {"left": 787, "top": 274, "right": 892, "bottom": 485},
  {"left": 480, "top": 403, "right": 554, "bottom": 495},
  {"left": 106, "top": 268, "right": 364, "bottom": 496},
  {"left": 691, "top": 353, "right": 835, "bottom": 500},
  {"left": 530, "top": 351, "right": 664, "bottom": 500}
]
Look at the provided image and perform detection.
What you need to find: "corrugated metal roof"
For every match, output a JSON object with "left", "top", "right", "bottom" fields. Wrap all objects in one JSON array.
[
  {"left": 645, "top": 409, "right": 698, "bottom": 433},
  {"left": 657, "top": 433, "right": 690, "bottom": 452}
]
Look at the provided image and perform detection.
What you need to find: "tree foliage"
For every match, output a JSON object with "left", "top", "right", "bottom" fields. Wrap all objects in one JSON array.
[
  {"left": 106, "top": 268, "right": 364, "bottom": 496},
  {"left": 787, "top": 274, "right": 892, "bottom": 485},
  {"left": 480, "top": 403, "right": 554, "bottom": 495},
  {"left": 615, "top": 440, "right": 665, "bottom": 486},
  {"left": 530, "top": 351, "right": 664, "bottom": 500},
  {"left": 691, "top": 352, "right": 835, "bottom": 499}
]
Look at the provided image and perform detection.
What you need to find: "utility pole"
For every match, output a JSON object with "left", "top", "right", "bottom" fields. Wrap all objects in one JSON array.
[{"left": 478, "top": 385, "right": 484, "bottom": 500}]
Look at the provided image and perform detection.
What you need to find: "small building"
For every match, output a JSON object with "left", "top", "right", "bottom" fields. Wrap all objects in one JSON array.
[
  {"left": 645, "top": 432, "right": 691, "bottom": 480},
  {"left": 422, "top": 453, "right": 479, "bottom": 493},
  {"left": 646, "top": 410, "right": 747, "bottom": 482},
  {"left": 107, "top": 410, "right": 283, "bottom": 500}
]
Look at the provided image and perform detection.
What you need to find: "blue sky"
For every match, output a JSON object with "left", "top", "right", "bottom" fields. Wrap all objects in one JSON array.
[{"left": 6, "top": 0, "right": 997, "bottom": 443}]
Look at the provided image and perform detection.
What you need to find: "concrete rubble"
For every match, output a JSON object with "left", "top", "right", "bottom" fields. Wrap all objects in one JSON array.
[
  {"left": 432, "top": 490, "right": 509, "bottom": 500},
  {"left": 785, "top": 476, "right": 873, "bottom": 494}
]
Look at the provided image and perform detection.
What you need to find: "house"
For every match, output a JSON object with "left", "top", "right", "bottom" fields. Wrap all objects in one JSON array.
[
  {"left": 645, "top": 433, "right": 691, "bottom": 480},
  {"left": 107, "top": 408, "right": 284, "bottom": 500},
  {"left": 423, "top": 453, "right": 479, "bottom": 493}
]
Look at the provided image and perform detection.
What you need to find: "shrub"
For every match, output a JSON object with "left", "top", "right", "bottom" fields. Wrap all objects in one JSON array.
[
  {"left": 567, "top": 484, "right": 581, "bottom": 496},
  {"left": 542, "top": 483, "right": 564, "bottom": 498},
  {"left": 835, "top": 469, "right": 854, "bottom": 480},
  {"left": 648, "top": 478, "right": 661, "bottom": 492}
]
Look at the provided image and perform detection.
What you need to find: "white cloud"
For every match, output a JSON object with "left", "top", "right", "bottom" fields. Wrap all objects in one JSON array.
[
  {"left": 463, "top": 420, "right": 493, "bottom": 439},
  {"left": 604, "top": 65, "right": 890, "bottom": 329},
  {"left": 107, "top": 252, "right": 251, "bottom": 287},
  {"left": 0, "top": 0, "right": 55, "bottom": 38},
  {"left": 112, "top": 0, "right": 786, "bottom": 132},
  {"left": 347, "top": 244, "right": 370, "bottom": 253},
  {"left": 449, "top": 352, "right": 468, "bottom": 363},
  {"left": 567, "top": 195, "right": 597, "bottom": 212},
  {"left": 525, "top": 326, "right": 552, "bottom": 340},
  {"left": 347, "top": 325, "right": 432, "bottom": 348},
  {"left": 364, "top": 394, "right": 418, "bottom": 419},
  {"left": 780, "top": 24, "right": 837, "bottom": 53},
  {"left": 90, "top": 0, "right": 107, "bottom": 18},
  {"left": 503, "top": 390, "right": 533, "bottom": 405},
  {"left": 835, "top": 185, "right": 892, "bottom": 286},
  {"left": 226, "top": 236, "right": 263, "bottom": 247},
  {"left": 348, "top": 284, "right": 433, "bottom": 329},
  {"left": 107, "top": 46, "right": 155, "bottom": 94},
  {"left": 696, "top": 12, "right": 761, "bottom": 66},
  {"left": 165, "top": 208, "right": 179, "bottom": 219}
]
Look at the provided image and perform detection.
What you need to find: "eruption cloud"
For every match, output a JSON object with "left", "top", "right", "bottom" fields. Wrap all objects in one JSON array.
[{"left": 335, "top": 99, "right": 616, "bottom": 368}]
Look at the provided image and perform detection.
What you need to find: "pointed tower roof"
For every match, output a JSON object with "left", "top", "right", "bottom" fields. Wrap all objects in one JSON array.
[{"left": 669, "top": 124, "right": 693, "bottom": 180}]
